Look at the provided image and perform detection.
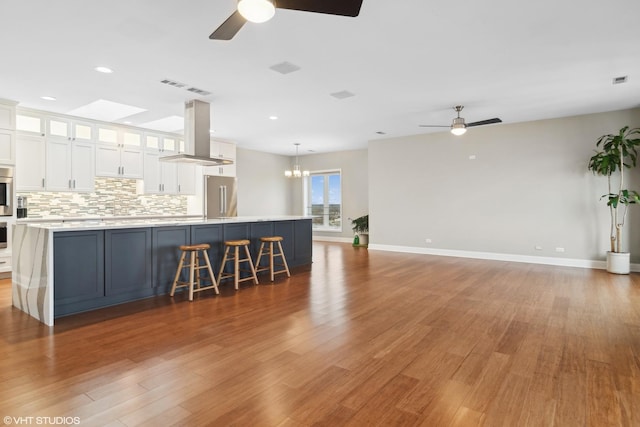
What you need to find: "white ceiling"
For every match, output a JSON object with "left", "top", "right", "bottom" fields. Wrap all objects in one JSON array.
[{"left": 1, "top": 0, "right": 639, "bottom": 156}]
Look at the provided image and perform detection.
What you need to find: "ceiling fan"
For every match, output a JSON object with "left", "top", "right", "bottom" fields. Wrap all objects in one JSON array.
[
  {"left": 419, "top": 106, "right": 502, "bottom": 136},
  {"left": 210, "top": 0, "right": 364, "bottom": 40}
]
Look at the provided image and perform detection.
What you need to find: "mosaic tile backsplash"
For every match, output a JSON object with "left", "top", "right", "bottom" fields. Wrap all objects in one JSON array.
[{"left": 17, "top": 178, "right": 188, "bottom": 218}]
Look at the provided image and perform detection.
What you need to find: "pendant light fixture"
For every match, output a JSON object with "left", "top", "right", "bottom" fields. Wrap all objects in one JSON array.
[
  {"left": 237, "top": 0, "right": 276, "bottom": 23},
  {"left": 285, "top": 143, "right": 309, "bottom": 178}
]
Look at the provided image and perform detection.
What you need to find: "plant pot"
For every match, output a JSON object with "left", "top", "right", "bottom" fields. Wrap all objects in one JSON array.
[
  {"left": 358, "top": 233, "right": 369, "bottom": 246},
  {"left": 606, "top": 251, "right": 630, "bottom": 274}
]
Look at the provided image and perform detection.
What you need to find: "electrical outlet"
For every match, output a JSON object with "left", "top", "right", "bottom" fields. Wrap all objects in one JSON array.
[
  {"left": 555, "top": 247, "right": 565, "bottom": 253},
  {"left": 535, "top": 245, "right": 543, "bottom": 251},
  {"left": 425, "top": 238, "right": 432, "bottom": 244},
  {"left": 469, "top": 154, "right": 476, "bottom": 160}
]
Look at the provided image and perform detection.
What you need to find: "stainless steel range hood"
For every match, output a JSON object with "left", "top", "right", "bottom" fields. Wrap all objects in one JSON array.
[{"left": 159, "top": 99, "right": 233, "bottom": 166}]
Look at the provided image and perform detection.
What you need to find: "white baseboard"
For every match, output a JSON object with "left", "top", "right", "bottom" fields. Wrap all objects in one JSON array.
[
  {"left": 312, "top": 235, "right": 354, "bottom": 243},
  {"left": 367, "top": 243, "right": 640, "bottom": 272}
]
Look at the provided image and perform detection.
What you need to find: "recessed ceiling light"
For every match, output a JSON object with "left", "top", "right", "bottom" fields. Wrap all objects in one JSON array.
[
  {"left": 209, "top": 129, "right": 215, "bottom": 133},
  {"left": 123, "top": 121, "right": 132, "bottom": 125},
  {"left": 41, "top": 96, "right": 56, "bottom": 101},
  {"left": 269, "top": 116, "right": 278, "bottom": 120},
  {"left": 95, "top": 66, "right": 114, "bottom": 74}
]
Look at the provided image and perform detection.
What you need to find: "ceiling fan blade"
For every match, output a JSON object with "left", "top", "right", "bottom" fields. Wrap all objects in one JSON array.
[
  {"left": 276, "top": 0, "right": 363, "bottom": 17},
  {"left": 466, "top": 118, "right": 502, "bottom": 127},
  {"left": 419, "top": 125, "right": 449, "bottom": 128},
  {"left": 210, "top": 11, "right": 247, "bottom": 40}
]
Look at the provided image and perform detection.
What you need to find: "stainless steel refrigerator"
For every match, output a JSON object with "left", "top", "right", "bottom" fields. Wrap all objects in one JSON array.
[{"left": 205, "top": 175, "right": 238, "bottom": 218}]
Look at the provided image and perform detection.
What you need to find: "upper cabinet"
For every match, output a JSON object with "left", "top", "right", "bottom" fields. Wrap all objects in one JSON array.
[
  {"left": 47, "top": 118, "right": 94, "bottom": 143},
  {"left": 95, "top": 127, "right": 143, "bottom": 179},
  {"left": 16, "top": 134, "right": 46, "bottom": 191},
  {"left": 0, "top": 100, "right": 17, "bottom": 164},
  {"left": 204, "top": 140, "right": 236, "bottom": 177}
]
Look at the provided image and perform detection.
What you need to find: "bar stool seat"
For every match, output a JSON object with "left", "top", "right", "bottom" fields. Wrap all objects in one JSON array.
[
  {"left": 170, "top": 243, "right": 219, "bottom": 301},
  {"left": 217, "top": 239, "right": 259, "bottom": 290},
  {"left": 255, "top": 236, "right": 291, "bottom": 281}
]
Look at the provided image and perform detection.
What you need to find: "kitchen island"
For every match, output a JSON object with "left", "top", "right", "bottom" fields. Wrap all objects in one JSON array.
[{"left": 13, "top": 216, "right": 313, "bottom": 325}]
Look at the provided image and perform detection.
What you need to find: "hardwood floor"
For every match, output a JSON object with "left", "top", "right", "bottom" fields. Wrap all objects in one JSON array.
[{"left": 1, "top": 242, "right": 639, "bottom": 426}]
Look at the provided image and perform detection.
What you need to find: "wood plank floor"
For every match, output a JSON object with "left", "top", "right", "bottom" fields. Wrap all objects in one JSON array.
[{"left": 1, "top": 242, "right": 639, "bottom": 426}]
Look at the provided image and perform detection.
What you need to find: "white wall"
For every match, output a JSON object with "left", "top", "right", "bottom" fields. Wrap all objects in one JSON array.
[
  {"left": 235, "top": 147, "right": 292, "bottom": 216},
  {"left": 368, "top": 108, "right": 640, "bottom": 263}
]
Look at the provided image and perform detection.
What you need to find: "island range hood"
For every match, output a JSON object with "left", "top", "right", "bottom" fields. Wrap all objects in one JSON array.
[{"left": 159, "top": 99, "right": 234, "bottom": 166}]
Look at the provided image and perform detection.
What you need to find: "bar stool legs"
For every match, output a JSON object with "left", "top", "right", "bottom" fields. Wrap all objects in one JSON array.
[
  {"left": 170, "top": 244, "right": 219, "bottom": 301},
  {"left": 255, "top": 236, "right": 291, "bottom": 281},
  {"left": 217, "top": 239, "right": 259, "bottom": 290}
]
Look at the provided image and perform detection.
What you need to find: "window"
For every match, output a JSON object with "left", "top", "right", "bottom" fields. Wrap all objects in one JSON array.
[{"left": 307, "top": 170, "right": 342, "bottom": 231}]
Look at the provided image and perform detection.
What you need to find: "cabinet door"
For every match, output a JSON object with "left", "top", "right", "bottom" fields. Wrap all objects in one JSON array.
[
  {"left": 143, "top": 151, "right": 160, "bottom": 193},
  {"left": 160, "top": 161, "right": 178, "bottom": 194},
  {"left": 71, "top": 142, "right": 95, "bottom": 192},
  {"left": 177, "top": 163, "right": 196, "bottom": 194},
  {"left": 95, "top": 143, "right": 121, "bottom": 177},
  {"left": 45, "top": 139, "right": 72, "bottom": 191},
  {"left": 54, "top": 230, "right": 105, "bottom": 307},
  {"left": 120, "top": 147, "right": 143, "bottom": 178},
  {"left": 274, "top": 221, "right": 295, "bottom": 266},
  {"left": 152, "top": 226, "right": 190, "bottom": 294},
  {"left": 0, "top": 103, "right": 15, "bottom": 130},
  {"left": 293, "top": 219, "right": 313, "bottom": 265},
  {"left": 191, "top": 224, "right": 224, "bottom": 275},
  {"left": 16, "top": 135, "right": 46, "bottom": 191},
  {"left": 105, "top": 228, "right": 152, "bottom": 296},
  {"left": 0, "top": 130, "right": 15, "bottom": 164}
]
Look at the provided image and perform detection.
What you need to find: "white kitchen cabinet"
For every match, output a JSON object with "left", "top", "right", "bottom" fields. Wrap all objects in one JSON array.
[
  {"left": 143, "top": 151, "right": 177, "bottom": 194},
  {"left": 0, "top": 100, "right": 16, "bottom": 131},
  {"left": 45, "top": 139, "right": 95, "bottom": 192},
  {"left": 203, "top": 140, "right": 236, "bottom": 177},
  {"left": 16, "top": 112, "right": 45, "bottom": 136},
  {"left": 176, "top": 163, "right": 196, "bottom": 194},
  {"left": 95, "top": 127, "right": 143, "bottom": 179},
  {"left": 0, "top": 130, "right": 15, "bottom": 164},
  {"left": 47, "top": 118, "right": 94, "bottom": 143},
  {"left": 16, "top": 135, "right": 46, "bottom": 191},
  {"left": 144, "top": 133, "right": 180, "bottom": 154}
]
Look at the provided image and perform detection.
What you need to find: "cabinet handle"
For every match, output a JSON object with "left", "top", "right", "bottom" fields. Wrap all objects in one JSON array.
[
  {"left": 68, "top": 179, "right": 72, "bottom": 189},
  {"left": 42, "top": 178, "right": 45, "bottom": 188},
  {"left": 0, "top": 261, "right": 6, "bottom": 264},
  {"left": 73, "top": 179, "right": 76, "bottom": 189},
  {"left": 159, "top": 184, "right": 162, "bottom": 191},
  {"left": 122, "top": 166, "right": 125, "bottom": 175},
  {"left": 178, "top": 184, "right": 181, "bottom": 192}
]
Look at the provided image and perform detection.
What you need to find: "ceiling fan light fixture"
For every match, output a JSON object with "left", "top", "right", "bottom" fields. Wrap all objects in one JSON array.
[
  {"left": 238, "top": 0, "right": 276, "bottom": 23},
  {"left": 450, "top": 117, "right": 467, "bottom": 136}
]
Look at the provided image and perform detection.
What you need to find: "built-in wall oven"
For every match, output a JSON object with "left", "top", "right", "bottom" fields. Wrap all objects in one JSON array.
[{"left": 0, "top": 166, "right": 13, "bottom": 217}]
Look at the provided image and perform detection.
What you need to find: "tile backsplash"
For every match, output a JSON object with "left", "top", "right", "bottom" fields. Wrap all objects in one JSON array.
[{"left": 17, "top": 178, "right": 188, "bottom": 218}]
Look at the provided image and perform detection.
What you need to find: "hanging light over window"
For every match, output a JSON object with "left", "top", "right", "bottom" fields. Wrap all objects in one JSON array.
[
  {"left": 285, "top": 143, "right": 309, "bottom": 178},
  {"left": 237, "top": 0, "right": 276, "bottom": 23}
]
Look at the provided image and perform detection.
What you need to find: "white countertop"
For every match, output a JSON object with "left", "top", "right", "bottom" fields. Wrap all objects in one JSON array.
[{"left": 17, "top": 216, "right": 312, "bottom": 232}]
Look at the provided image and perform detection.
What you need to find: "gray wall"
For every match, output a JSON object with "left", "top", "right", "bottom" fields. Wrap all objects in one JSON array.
[
  {"left": 236, "top": 147, "right": 292, "bottom": 216},
  {"left": 368, "top": 108, "right": 640, "bottom": 262},
  {"left": 290, "top": 149, "right": 369, "bottom": 240}
]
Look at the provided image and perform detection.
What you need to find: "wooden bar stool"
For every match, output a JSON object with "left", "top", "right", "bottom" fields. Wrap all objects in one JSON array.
[
  {"left": 170, "top": 243, "right": 219, "bottom": 301},
  {"left": 255, "top": 236, "right": 291, "bottom": 281},
  {"left": 217, "top": 239, "right": 259, "bottom": 290}
]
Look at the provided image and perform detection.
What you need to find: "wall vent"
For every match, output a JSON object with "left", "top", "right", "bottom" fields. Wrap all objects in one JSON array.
[{"left": 612, "top": 75, "right": 628, "bottom": 85}]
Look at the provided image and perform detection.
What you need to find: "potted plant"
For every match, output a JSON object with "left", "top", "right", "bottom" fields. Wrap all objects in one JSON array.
[
  {"left": 351, "top": 214, "right": 369, "bottom": 247},
  {"left": 587, "top": 126, "right": 640, "bottom": 274}
]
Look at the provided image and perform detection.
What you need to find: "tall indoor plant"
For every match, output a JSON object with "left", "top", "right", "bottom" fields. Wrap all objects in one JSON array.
[{"left": 587, "top": 126, "right": 640, "bottom": 274}]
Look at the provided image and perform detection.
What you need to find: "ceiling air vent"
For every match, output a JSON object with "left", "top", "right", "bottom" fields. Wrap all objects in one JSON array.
[
  {"left": 330, "top": 90, "right": 355, "bottom": 100},
  {"left": 612, "top": 76, "right": 628, "bottom": 85},
  {"left": 186, "top": 87, "right": 212, "bottom": 96},
  {"left": 269, "top": 61, "right": 301, "bottom": 75},
  {"left": 160, "top": 79, "right": 186, "bottom": 88}
]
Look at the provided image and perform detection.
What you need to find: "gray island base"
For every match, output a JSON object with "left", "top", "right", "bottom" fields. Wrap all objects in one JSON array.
[{"left": 13, "top": 217, "right": 312, "bottom": 325}]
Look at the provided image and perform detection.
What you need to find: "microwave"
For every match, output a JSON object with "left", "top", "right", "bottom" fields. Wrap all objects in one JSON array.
[{"left": 0, "top": 167, "right": 13, "bottom": 217}]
